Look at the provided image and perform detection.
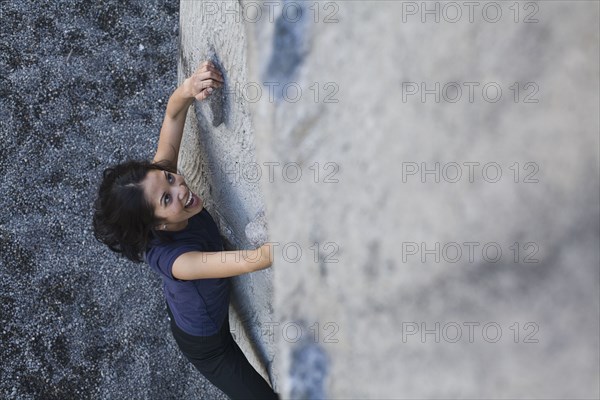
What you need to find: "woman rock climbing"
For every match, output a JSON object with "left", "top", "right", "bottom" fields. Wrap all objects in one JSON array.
[{"left": 92, "top": 60, "right": 279, "bottom": 400}]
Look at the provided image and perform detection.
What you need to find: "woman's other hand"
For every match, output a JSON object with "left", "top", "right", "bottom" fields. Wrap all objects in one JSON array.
[
  {"left": 172, "top": 244, "right": 275, "bottom": 280},
  {"left": 258, "top": 243, "right": 275, "bottom": 269},
  {"left": 185, "top": 61, "right": 224, "bottom": 101}
]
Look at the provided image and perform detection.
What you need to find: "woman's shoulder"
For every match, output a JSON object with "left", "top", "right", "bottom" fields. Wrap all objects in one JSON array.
[
  {"left": 144, "top": 232, "right": 202, "bottom": 278},
  {"left": 146, "top": 209, "right": 222, "bottom": 254}
]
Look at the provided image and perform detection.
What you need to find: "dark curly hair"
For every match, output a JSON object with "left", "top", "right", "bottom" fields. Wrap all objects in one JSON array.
[{"left": 92, "top": 159, "right": 176, "bottom": 263}]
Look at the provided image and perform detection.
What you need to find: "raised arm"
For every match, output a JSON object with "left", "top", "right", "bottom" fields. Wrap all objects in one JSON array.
[
  {"left": 172, "top": 243, "right": 275, "bottom": 280},
  {"left": 153, "top": 61, "right": 224, "bottom": 167}
]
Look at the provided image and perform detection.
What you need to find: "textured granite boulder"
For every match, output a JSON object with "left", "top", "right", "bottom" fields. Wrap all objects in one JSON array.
[
  {"left": 242, "top": 0, "right": 600, "bottom": 398},
  {"left": 177, "top": 0, "right": 279, "bottom": 389}
]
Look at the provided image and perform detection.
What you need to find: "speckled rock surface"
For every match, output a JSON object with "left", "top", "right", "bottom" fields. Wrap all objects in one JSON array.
[
  {"left": 176, "top": 0, "right": 278, "bottom": 390},
  {"left": 243, "top": 0, "right": 600, "bottom": 398},
  {"left": 245, "top": 209, "right": 269, "bottom": 248},
  {"left": 0, "top": 1, "right": 228, "bottom": 398}
]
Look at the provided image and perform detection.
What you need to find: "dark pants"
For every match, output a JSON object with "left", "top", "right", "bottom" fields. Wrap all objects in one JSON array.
[{"left": 166, "top": 303, "right": 279, "bottom": 400}]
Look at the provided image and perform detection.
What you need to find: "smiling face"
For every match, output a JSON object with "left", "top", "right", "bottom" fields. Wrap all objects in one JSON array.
[{"left": 141, "top": 169, "right": 204, "bottom": 231}]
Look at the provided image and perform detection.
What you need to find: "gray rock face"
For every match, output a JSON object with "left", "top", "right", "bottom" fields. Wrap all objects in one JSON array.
[
  {"left": 245, "top": 209, "right": 270, "bottom": 247},
  {"left": 288, "top": 337, "right": 329, "bottom": 400},
  {"left": 242, "top": 0, "right": 600, "bottom": 398},
  {"left": 177, "top": 0, "right": 278, "bottom": 389}
]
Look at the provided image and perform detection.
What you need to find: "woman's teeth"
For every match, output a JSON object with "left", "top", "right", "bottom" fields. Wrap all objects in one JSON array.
[{"left": 185, "top": 191, "right": 193, "bottom": 207}]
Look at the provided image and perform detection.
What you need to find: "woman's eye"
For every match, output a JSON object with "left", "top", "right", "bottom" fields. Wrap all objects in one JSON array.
[
  {"left": 165, "top": 194, "right": 171, "bottom": 204},
  {"left": 167, "top": 173, "right": 174, "bottom": 183}
]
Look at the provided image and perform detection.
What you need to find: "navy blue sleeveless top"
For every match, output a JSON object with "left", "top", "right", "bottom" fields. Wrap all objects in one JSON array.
[{"left": 145, "top": 208, "right": 231, "bottom": 336}]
